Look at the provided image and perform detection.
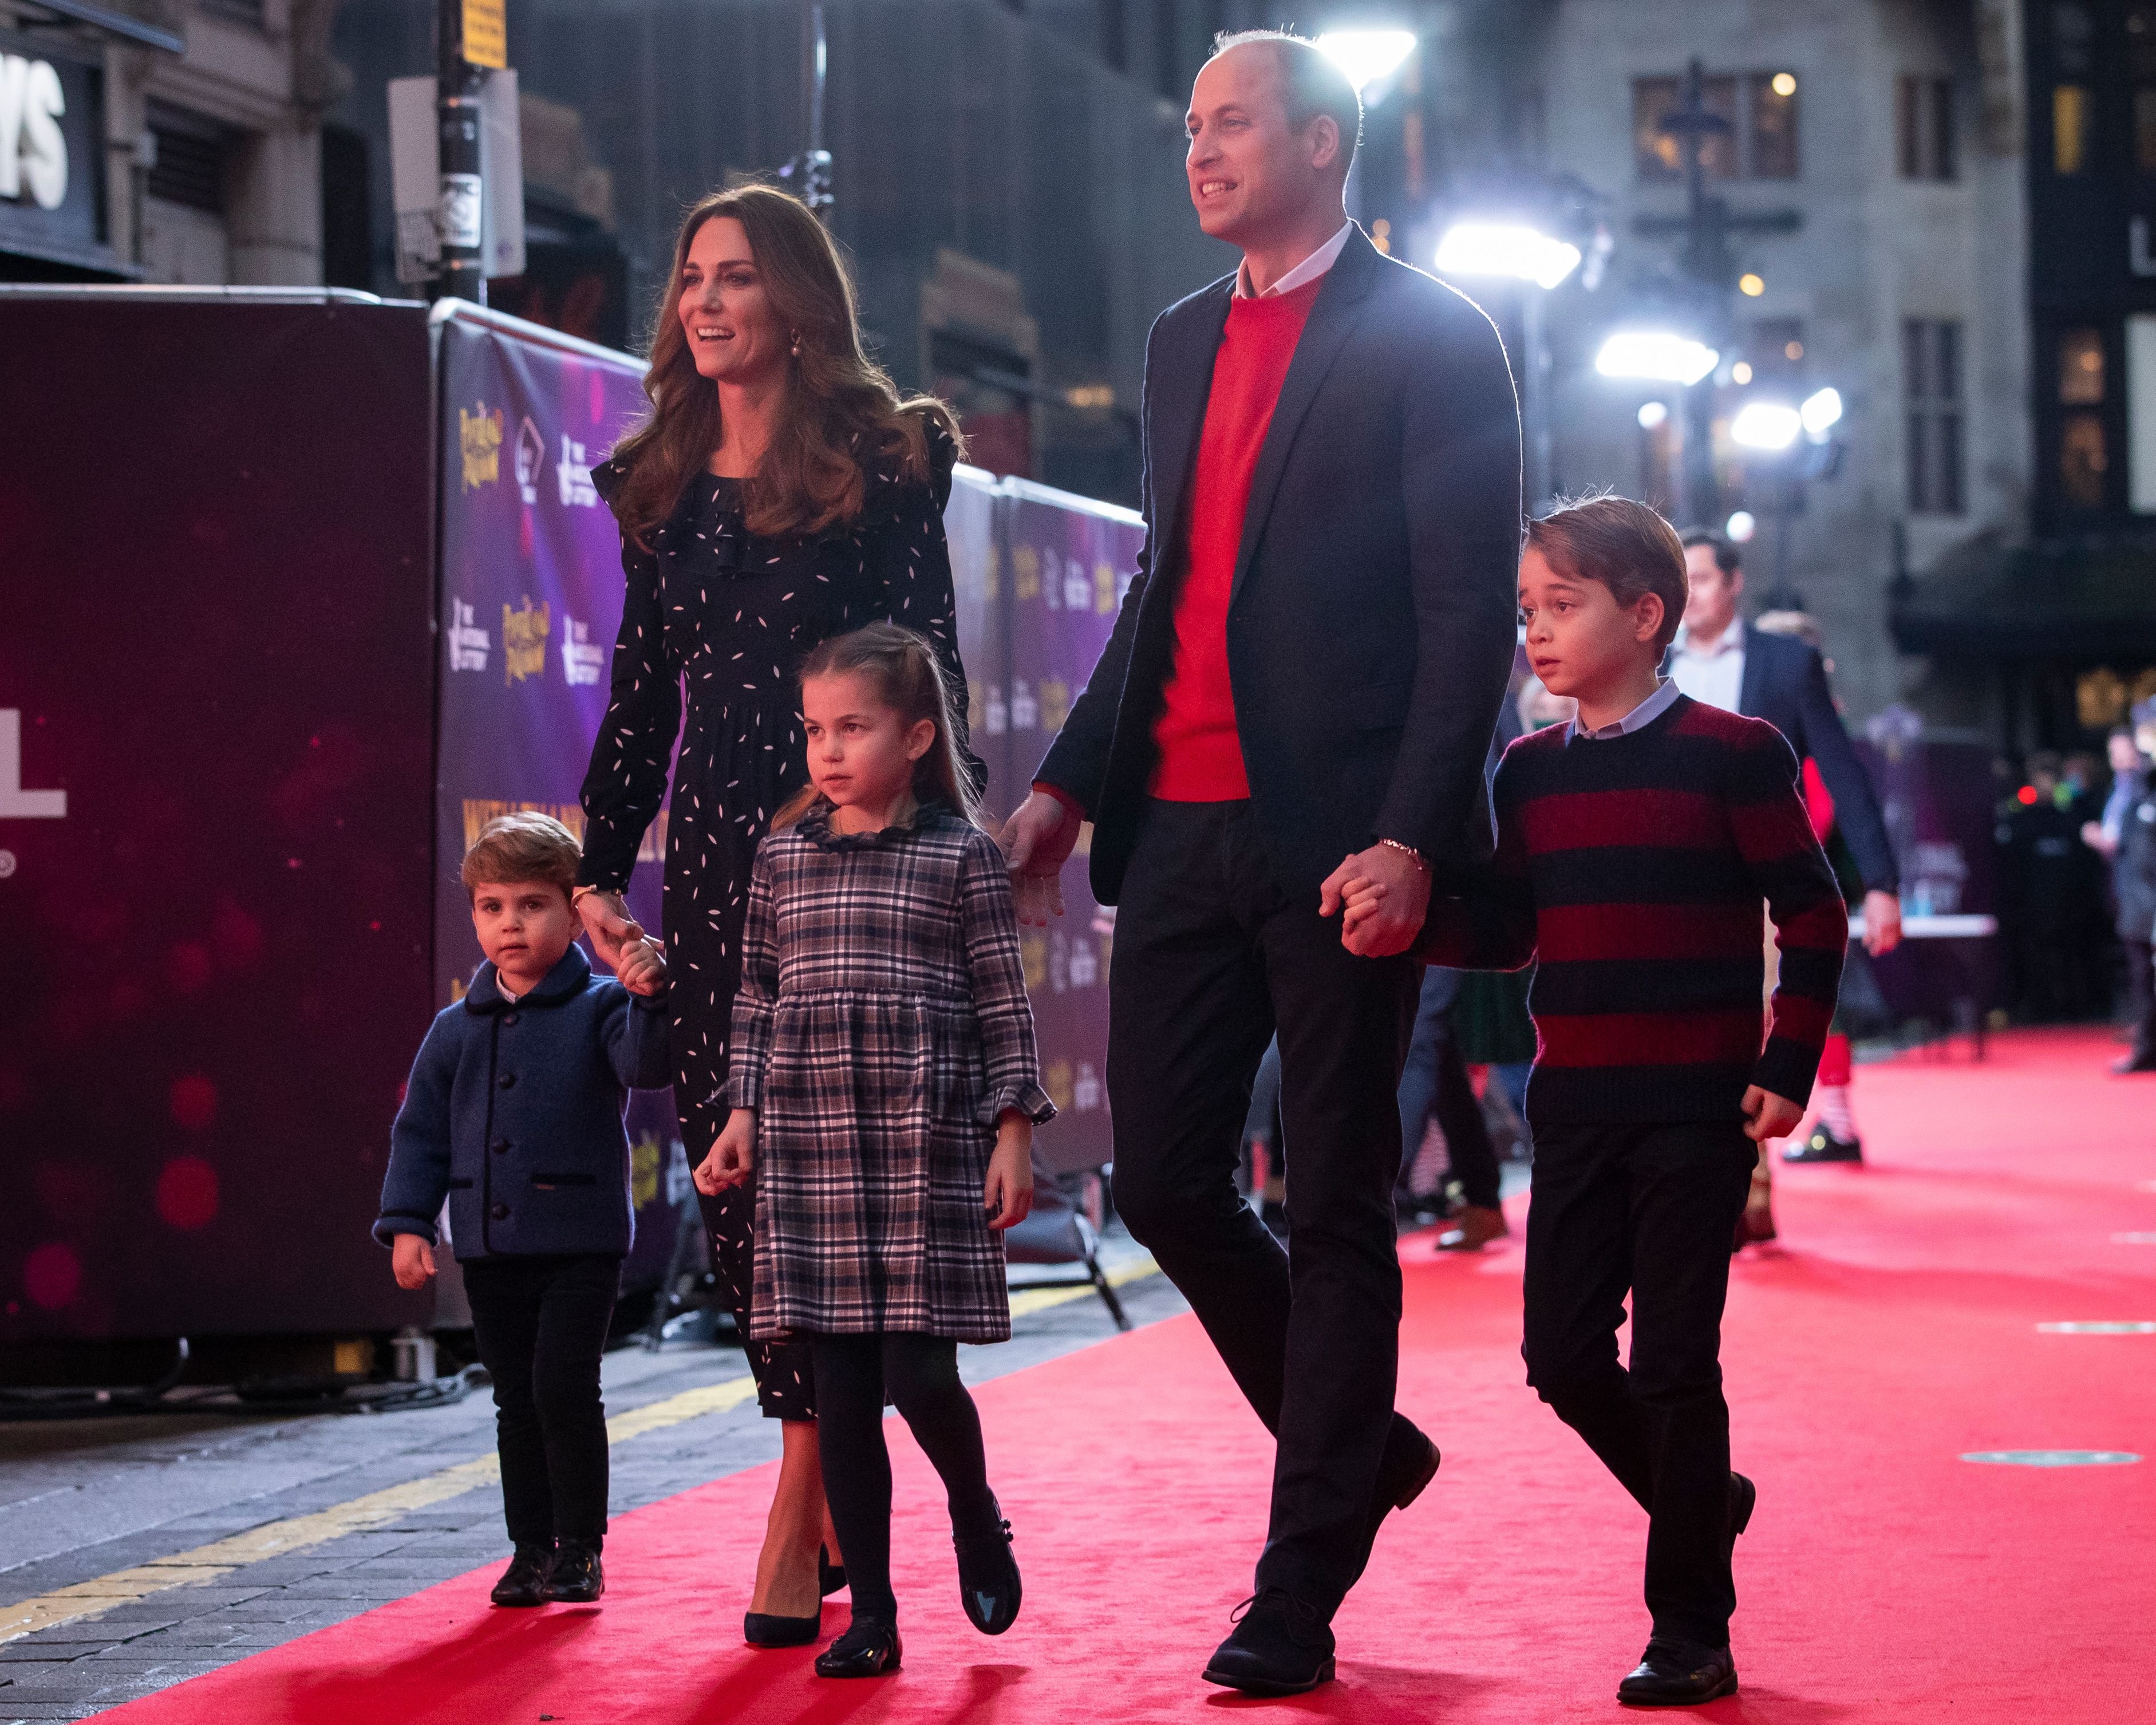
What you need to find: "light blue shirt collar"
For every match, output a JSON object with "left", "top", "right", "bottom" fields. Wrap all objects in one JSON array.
[{"left": 1567, "top": 678, "right": 1681, "bottom": 743}]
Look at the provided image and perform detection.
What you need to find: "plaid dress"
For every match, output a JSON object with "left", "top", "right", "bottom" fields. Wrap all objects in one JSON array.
[{"left": 725, "top": 799, "right": 1055, "bottom": 1343}]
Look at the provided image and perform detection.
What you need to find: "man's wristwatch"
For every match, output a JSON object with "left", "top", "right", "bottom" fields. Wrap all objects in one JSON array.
[{"left": 1377, "top": 837, "right": 1430, "bottom": 873}]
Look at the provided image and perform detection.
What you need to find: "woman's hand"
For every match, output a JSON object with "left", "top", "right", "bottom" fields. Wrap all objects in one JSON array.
[
  {"left": 391, "top": 1233, "right": 437, "bottom": 1290},
  {"left": 576, "top": 887, "right": 643, "bottom": 972},
  {"left": 984, "top": 1112, "right": 1036, "bottom": 1230},
  {"left": 695, "top": 1108, "right": 758, "bottom": 1194}
]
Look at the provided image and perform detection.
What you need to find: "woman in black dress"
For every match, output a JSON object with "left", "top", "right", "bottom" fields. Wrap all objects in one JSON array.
[{"left": 572, "top": 183, "right": 974, "bottom": 1635}]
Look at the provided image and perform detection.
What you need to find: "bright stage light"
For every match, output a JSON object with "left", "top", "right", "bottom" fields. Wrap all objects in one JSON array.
[
  {"left": 1594, "top": 330, "right": 1720, "bottom": 386},
  {"left": 1637, "top": 400, "right": 1669, "bottom": 429},
  {"left": 1731, "top": 400, "right": 1803, "bottom": 451},
  {"left": 1726, "top": 510, "right": 1758, "bottom": 542},
  {"left": 1315, "top": 30, "right": 1417, "bottom": 94},
  {"left": 1800, "top": 386, "right": 1844, "bottom": 436},
  {"left": 1434, "top": 222, "right": 1583, "bottom": 290}
]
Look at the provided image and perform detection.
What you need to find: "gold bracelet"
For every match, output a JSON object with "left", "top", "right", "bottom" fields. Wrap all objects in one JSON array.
[{"left": 1377, "top": 838, "right": 1430, "bottom": 871}]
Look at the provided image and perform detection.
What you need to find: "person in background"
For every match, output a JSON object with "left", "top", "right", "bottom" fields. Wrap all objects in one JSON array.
[
  {"left": 1672, "top": 533, "right": 1901, "bottom": 1189},
  {"left": 2082, "top": 724, "right": 2156, "bottom": 1073},
  {"left": 1395, "top": 967, "right": 1508, "bottom": 1248},
  {"left": 375, "top": 814, "right": 673, "bottom": 1609}
]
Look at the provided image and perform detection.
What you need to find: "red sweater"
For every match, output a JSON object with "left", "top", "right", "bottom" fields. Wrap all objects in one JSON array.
[
  {"left": 1149, "top": 275, "right": 1324, "bottom": 800},
  {"left": 1416, "top": 697, "right": 1847, "bottom": 1124}
]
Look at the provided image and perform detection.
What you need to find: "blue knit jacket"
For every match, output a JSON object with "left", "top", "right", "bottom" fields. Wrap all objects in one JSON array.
[{"left": 374, "top": 944, "right": 672, "bottom": 1260}]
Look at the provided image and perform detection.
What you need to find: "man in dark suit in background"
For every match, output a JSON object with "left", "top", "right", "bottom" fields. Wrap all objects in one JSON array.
[
  {"left": 1671, "top": 531, "right": 1902, "bottom": 1163},
  {"left": 999, "top": 29, "right": 1521, "bottom": 1696}
]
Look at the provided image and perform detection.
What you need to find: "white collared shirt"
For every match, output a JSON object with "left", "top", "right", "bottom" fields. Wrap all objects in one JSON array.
[
  {"left": 1567, "top": 677, "right": 1681, "bottom": 743},
  {"left": 1668, "top": 623, "right": 1746, "bottom": 715},
  {"left": 1235, "top": 220, "right": 1355, "bottom": 299}
]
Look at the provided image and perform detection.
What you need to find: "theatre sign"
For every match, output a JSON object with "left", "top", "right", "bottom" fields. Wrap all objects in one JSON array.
[{"left": 0, "top": 31, "right": 120, "bottom": 276}]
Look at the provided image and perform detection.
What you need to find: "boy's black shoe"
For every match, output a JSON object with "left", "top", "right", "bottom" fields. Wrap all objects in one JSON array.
[
  {"left": 1201, "top": 1588, "right": 1336, "bottom": 1696},
  {"left": 1617, "top": 1638, "right": 1737, "bottom": 1706},
  {"left": 953, "top": 1494, "right": 1021, "bottom": 1635},
  {"left": 540, "top": 1538, "right": 605, "bottom": 1603},
  {"left": 489, "top": 1543, "right": 554, "bottom": 1608},
  {"left": 814, "top": 1617, "right": 902, "bottom": 1678},
  {"left": 1781, "top": 1126, "right": 1862, "bottom": 1163}
]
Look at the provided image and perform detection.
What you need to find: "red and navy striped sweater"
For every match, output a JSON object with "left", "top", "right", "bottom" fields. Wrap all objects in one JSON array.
[{"left": 1416, "top": 694, "right": 1847, "bottom": 1126}]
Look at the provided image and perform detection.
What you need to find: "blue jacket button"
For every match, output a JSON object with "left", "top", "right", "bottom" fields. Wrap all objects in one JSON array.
[
  {"left": 490, "top": 1202, "right": 509, "bottom": 1221},
  {"left": 492, "top": 1139, "right": 510, "bottom": 1154},
  {"left": 497, "top": 1073, "right": 515, "bottom": 1090}
]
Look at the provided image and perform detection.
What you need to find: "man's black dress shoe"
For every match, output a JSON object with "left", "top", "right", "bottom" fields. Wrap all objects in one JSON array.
[
  {"left": 814, "top": 1617, "right": 902, "bottom": 1678},
  {"left": 1617, "top": 1638, "right": 1738, "bottom": 1707},
  {"left": 489, "top": 1543, "right": 554, "bottom": 1608},
  {"left": 2112, "top": 1051, "right": 2156, "bottom": 1075},
  {"left": 539, "top": 1539, "right": 605, "bottom": 1604},
  {"left": 744, "top": 1608, "right": 820, "bottom": 1648},
  {"left": 1201, "top": 1589, "right": 1336, "bottom": 1696},
  {"left": 1781, "top": 1126, "right": 1862, "bottom": 1163},
  {"left": 953, "top": 1494, "right": 1021, "bottom": 1635}
]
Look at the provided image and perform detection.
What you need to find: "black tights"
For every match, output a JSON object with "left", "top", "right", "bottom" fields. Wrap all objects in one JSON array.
[{"left": 812, "top": 1333, "right": 997, "bottom": 1625}]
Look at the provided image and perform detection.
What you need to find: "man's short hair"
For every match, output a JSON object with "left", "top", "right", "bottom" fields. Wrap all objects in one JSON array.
[
  {"left": 1679, "top": 527, "right": 1743, "bottom": 576},
  {"left": 1530, "top": 494, "right": 1689, "bottom": 653},
  {"left": 463, "top": 811, "right": 581, "bottom": 903},
  {"left": 1209, "top": 29, "right": 1363, "bottom": 172}
]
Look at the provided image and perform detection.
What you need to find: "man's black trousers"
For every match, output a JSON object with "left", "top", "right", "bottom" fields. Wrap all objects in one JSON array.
[
  {"left": 1107, "top": 799, "right": 1421, "bottom": 1615},
  {"left": 462, "top": 1252, "right": 622, "bottom": 1548},
  {"left": 1521, "top": 1121, "right": 1754, "bottom": 1647}
]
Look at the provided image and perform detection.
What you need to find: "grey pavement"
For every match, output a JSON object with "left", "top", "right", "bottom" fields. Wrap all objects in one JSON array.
[{"left": 0, "top": 1234, "right": 1188, "bottom": 1723}]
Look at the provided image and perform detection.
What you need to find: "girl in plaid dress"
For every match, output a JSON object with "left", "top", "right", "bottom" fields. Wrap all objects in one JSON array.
[{"left": 698, "top": 623, "right": 1055, "bottom": 1679}]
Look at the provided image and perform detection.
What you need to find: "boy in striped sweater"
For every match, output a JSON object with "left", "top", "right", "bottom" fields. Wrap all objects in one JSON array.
[{"left": 1326, "top": 496, "right": 1845, "bottom": 1707}]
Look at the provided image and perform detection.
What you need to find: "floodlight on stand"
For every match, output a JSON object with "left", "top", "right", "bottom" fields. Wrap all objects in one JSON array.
[
  {"left": 1434, "top": 222, "right": 1583, "bottom": 290},
  {"left": 1800, "top": 386, "right": 1843, "bottom": 437},
  {"left": 1594, "top": 330, "right": 1720, "bottom": 386},
  {"left": 1637, "top": 400, "right": 1669, "bottom": 429},
  {"left": 1731, "top": 400, "right": 1803, "bottom": 451},
  {"left": 1726, "top": 510, "right": 1758, "bottom": 543},
  {"left": 1315, "top": 30, "right": 1417, "bottom": 95}
]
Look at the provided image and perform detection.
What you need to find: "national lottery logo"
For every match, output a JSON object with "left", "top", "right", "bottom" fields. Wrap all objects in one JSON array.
[
  {"left": 502, "top": 596, "right": 551, "bottom": 686},
  {"left": 459, "top": 401, "right": 503, "bottom": 490},
  {"left": 448, "top": 599, "right": 491, "bottom": 673},
  {"left": 561, "top": 617, "right": 603, "bottom": 686},
  {"left": 556, "top": 434, "right": 598, "bottom": 508},
  {"left": 515, "top": 416, "right": 544, "bottom": 504}
]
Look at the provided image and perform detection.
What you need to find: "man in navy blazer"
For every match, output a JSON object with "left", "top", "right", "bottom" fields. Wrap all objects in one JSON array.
[
  {"left": 1000, "top": 30, "right": 1520, "bottom": 1695},
  {"left": 1671, "top": 531, "right": 1903, "bottom": 1164}
]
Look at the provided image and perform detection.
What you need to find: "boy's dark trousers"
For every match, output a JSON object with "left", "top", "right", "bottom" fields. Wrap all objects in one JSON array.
[
  {"left": 1521, "top": 1120, "right": 1755, "bottom": 1647},
  {"left": 461, "top": 1253, "right": 622, "bottom": 1547}
]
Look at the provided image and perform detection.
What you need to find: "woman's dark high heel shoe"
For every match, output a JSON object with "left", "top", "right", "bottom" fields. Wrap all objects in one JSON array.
[
  {"left": 814, "top": 1617, "right": 902, "bottom": 1677},
  {"left": 743, "top": 1608, "right": 821, "bottom": 1648},
  {"left": 820, "top": 1546, "right": 847, "bottom": 1597},
  {"left": 953, "top": 1494, "right": 1022, "bottom": 1635}
]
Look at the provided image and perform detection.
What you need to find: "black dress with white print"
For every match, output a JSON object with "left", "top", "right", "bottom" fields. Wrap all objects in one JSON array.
[{"left": 578, "top": 423, "right": 976, "bottom": 1419}]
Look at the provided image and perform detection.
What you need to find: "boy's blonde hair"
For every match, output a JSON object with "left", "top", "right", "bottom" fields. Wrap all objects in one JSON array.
[
  {"left": 463, "top": 812, "right": 581, "bottom": 903},
  {"left": 1527, "top": 493, "right": 1689, "bottom": 653}
]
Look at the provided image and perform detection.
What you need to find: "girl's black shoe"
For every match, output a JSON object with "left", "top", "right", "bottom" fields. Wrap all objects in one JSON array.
[
  {"left": 540, "top": 1538, "right": 605, "bottom": 1603},
  {"left": 489, "top": 1543, "right": 554, "bottom": 1608},
  {"left": 952, "top": 1494, "right": 1021, "bottom": 1635},
  {"left": 820, "top": 1546, "right": 848, "bottom": 1597},
  {"left": 814, "top": 1617, "right": 902, "bottom": 1678},
  {"left": 743, "top": 1609, "right": 821, "bottom": 1648}
]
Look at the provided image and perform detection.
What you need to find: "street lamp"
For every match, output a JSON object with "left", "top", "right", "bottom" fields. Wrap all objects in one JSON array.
[
  {"left": 1316, "top": 30, "right": 1417, "bottom": 96},
  {"left": 1731, "top": 400, "right": 1803, "bottom": 451},
  {"left": 1595, "top": 329, "right": 1720, "bottom": 386},
  {"left": 1799, "top": 386, "right": 1843, "bottom": 437}
]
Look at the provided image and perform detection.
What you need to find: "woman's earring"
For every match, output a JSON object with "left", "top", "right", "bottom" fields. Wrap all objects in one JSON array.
[{"left": 790, "top": 331, "right": 802, "bottom": 357}]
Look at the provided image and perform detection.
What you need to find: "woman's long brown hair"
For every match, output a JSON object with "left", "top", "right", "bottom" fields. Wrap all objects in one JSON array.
[
  {"left": 607, "top": 182, "right": 961, "bottom": 542},
  {"left": 772, "top": 623, "right": 984, "bottom": 832}
]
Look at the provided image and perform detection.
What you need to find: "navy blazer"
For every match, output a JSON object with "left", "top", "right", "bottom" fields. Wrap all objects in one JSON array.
[
  {"left": 1726, "top": 625, "right": 1899, "bottom": 897},
  {"left": 374, "top": 944, "right": 672, "bottom": 1261},
  {"left": 1036, "top": 226, "right": 1523, "bottom": 902}
]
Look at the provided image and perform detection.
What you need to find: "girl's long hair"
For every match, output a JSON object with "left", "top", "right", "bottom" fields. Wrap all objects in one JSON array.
[
  {"left": 607, "top": 182, "right": 961, "bottom": 543},
  {"left": 773, "top": 624, "right": 984, "bottom": 832}
]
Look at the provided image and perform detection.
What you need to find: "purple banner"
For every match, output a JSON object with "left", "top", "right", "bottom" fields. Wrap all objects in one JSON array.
[{"left": 433, "top": 313, "right": 687, "bottom": 1288}]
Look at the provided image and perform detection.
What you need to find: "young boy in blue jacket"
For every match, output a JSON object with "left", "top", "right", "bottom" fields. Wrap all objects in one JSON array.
[{"left": 375, "top": 812, "right": 671, "bottom": 1608}]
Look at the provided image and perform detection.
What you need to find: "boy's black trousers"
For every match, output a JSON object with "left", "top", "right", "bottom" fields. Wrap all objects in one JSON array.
[
  {"left": 1521, "top": 1120, "right": 1755, "bottom": 1648},
  {"left": 462, "top": 1253, "right": 623, "bottom": 1548}
]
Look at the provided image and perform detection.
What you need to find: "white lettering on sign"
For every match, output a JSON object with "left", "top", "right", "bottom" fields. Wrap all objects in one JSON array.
[
  {"left": 556, "top": 435, "right": 597, "bottom": 507},
  {"left": 561, "top": 616, "right": 603, "bottom": 686},
  {"left": 0, "top": 55, "right": 69, "bottom": 211},
  {"left": 0, "top": 710, "right": 65, "bottom": 818}
]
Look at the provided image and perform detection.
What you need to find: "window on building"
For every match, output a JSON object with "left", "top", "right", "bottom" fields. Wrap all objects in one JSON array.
[
  {"left": 1897, "top": 77, "right": 1957, "bottom": 180},
  {"left": 2126, "top": 315, "right": 2156, "bottom": 511},
  {"left": 2131, "top": 6, "right": 2156, "bottom": 172},
  {"left": 2054, "top": 84, "right": 2092, "bottom": 174},
  {"left": 1750, "top": 73, "right": 1800, "bottom": 177},
  {"left": 2059, "top": 326, "right": 2108, "bottom": 510},
  {"left": 1634, "top": 75, "right": 1736, "bottom": 181},
  {"left": 1905, "top": 319, "right": 1965, "bottom": 515}
]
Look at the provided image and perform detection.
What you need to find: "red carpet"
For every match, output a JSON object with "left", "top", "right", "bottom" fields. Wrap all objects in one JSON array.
[{"left": 97, "top": 1029, "right": 2156, "bottom": 1721}]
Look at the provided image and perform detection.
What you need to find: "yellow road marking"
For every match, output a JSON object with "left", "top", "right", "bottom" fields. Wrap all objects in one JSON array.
[{"left": 0, "top": 1257, "right": 1158, "bottom": 1650}]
